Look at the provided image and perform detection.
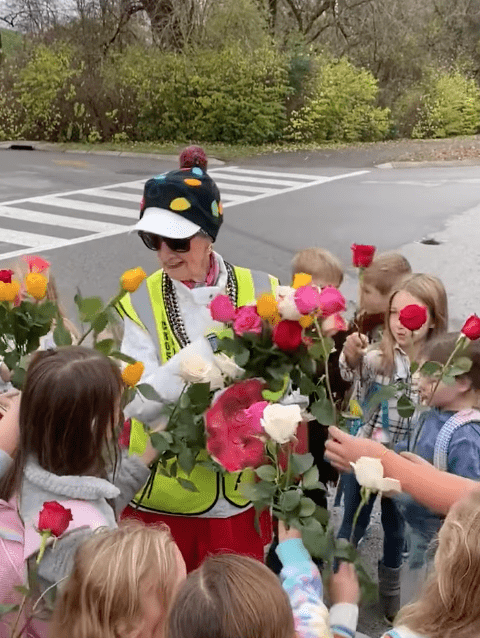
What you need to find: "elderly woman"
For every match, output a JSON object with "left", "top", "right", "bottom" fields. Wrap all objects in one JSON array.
[{"left": 117, "top": 167, "right": 278, "bottom": 571}]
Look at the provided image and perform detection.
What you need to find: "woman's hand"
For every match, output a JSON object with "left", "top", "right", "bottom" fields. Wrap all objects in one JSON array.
[
  {"left": 325, "top": 426, "right": 385, "bottom": 473},
  {"left": 329, "top": 562, "right": 360, "bottom": 605},
  {"left": 342, "top": 333, "right": 368, "bottom": 369},
  {"left": 0, "top": 391, "right": 21, "bottom": 456}
]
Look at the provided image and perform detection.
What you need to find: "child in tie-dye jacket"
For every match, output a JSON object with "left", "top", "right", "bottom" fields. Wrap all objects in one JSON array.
[{"left": 168, "top": 521, "right": 363, "bottom": 638}]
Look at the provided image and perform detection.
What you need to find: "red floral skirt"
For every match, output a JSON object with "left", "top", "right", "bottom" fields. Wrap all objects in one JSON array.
[{"left": 121, "top": 505, "right": 272, "bottom": 573}]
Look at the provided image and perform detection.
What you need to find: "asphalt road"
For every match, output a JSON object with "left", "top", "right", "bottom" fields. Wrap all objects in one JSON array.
[{"left": 1, "top": 147, "right": 480, "bottom": 636}]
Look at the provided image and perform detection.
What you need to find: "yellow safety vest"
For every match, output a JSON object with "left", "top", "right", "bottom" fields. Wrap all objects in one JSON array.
[{"left": 117, "top": 263, "right": 278, "bottom": 515}]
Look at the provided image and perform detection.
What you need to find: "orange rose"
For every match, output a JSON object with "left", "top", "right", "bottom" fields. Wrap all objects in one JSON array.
[
  {"left": 0, "top": 280, "right": 20, "bottom": 303},
  {"left": 25, "top": 273, "right": 48, "bottom": 300},
  {"left": 121, "top": 268, "right": 147, "bottom": 293},
  {"left": 122, "top": 362, "right": 145, "bottom": 387}
]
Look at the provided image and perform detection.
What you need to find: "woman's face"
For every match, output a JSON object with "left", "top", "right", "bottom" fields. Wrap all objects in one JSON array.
[{"left": 157, "top": 234, "right": 212, "bottom": 282}]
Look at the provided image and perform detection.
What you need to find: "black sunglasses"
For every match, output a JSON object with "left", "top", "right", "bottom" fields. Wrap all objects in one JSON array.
[{"left": 138, "top": 231, "right": 195, "bottom": 253}]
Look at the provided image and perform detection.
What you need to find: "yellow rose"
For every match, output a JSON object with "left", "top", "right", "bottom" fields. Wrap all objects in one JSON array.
[
  {"left": 122, "top": 362, "right": 145, "bottom": 387},
  {"left": 25, "top": 273, "right": 48, "bottom": 300},
  {"left": 299, "top": 315, "right": 314, "bottom": 328},
  {"left": 292, "top": 273, "right": 312, "bottom": 289},
  {"left": 256, "top": 293, "right": 278, "bottom": 319},
  {"left": 121, "top": 268, "right": 147, "bottom": 293},
  {"left": 0, "top": 280, "right": 20, "bottom": 303}
]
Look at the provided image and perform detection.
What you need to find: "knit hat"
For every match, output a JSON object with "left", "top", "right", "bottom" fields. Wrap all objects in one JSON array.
[
  {"left": 179, "top": 146, "right": 208, "bottom": 171},
  {"left": 135, "top": 167, "right": 223, "bottom": 241}
]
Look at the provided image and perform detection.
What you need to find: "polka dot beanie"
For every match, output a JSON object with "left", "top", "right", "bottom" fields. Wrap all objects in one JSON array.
[{"left": 140, "top": 167, "right": 223, "bottom": 241}]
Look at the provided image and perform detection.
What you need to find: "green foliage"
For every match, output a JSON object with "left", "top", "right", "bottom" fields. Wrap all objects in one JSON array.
[
  {"left": 0, "top": 29, "right": 23, "bottom": 57},
  {"left": 411, "top": 70, "right": 480, "bottom": 139},
  {"left": 289, "top": 57, "right": 391, "bottom": 142}
]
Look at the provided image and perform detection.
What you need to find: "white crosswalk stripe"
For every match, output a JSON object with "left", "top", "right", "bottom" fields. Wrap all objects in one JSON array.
[{"left": 0, "top": 166, "right": 368, "bottom": 259}]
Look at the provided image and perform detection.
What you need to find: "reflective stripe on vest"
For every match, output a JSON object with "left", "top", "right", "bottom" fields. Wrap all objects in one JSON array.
[{"left": 119, "top": 264, "right": 278, "bottom": 515}]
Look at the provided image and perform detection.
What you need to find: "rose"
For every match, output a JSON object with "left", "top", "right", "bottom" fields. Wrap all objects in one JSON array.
[
  {"left": 294, "top": 285, "right": 321, "bottom": 315},
  {"left": 0, "top": 269, "right": 14, "bottom": 284},
  {"left": 256, "top": 293, "right": 278, "bottom": 320},
  {"left": 122, "top": 361, "right": 145, "bottom": 387},
  {"left": 399, "top": 304, "right": 428, "bottom": 331},
  {"left": 273, "top": 320, "right": 303, "bottom": 351},
  {"left": 317, "top": 287, "right": 346, "bottom": 317},
  {"left": 179, "top": 354, "right": 224, "bottom": 389},
  {"left": 25, "top": 273, "right": 48, "bottom": 300},
  {"left": 0, "top": 281, "right": 20, "bottom": 303},
  {"left": 292, "top": 273, "right": 312, "bottom": 289},
  {"left": 233, "top": 305, "right": 263, "bottom": 336},
  {"left": 210, "top": 294, "right": 236, "bottom": 323},
  {"left": 22, "top": 255, "right": 50, "bottom": 273},
  {"left": 351, "top": 244, "right": 376, "bottom": 268},
  {"left": 276, "top": 287, "right": 302, "bottom": 321},
  {"left": 205, "top": 379, "right": 267, "bottom": 472},
  {"left": 214, "top": 353, "right": 244, "bottom": 380},
  {"left": 322, "top": 312, "right": 348, "bottom": 337},
  {"left": 38, "top": 501, "right": 73, "bottom": 537},
  {"left": 261, "top": 403, "right": 302, "bottom": 444},
  {"left": 350, "top": 457, "right": 401, "bottom": 493},
  {"left": 461, "top": 315, "right": 480, "bottom": 341},
  {"left": 121, "top": 267, "right": 147, "bottom": 293},
  {"left": 243, "top": 401, "right": 269, "bottom": 434}
]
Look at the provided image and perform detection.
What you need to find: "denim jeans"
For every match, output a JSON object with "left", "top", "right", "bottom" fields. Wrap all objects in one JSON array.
[
  {"left": 394, "top": 493, "right": 443, "bottom": 568},
  {"left": 337, "top": 473, "right": 405, "bottom": 568}
]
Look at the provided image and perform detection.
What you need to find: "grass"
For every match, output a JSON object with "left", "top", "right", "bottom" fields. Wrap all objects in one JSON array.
[{"left": 0, "top": 28, "right": 23, "bottom": 57}]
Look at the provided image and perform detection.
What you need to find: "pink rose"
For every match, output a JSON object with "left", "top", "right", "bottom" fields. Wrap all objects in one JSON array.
[
  {"left": 243, "top": 401, "right": 269, "bottom": 435},
  {"left": 322, "top": 313, "right": 348, "bottom": 337},
  {"left": 318, "top": 287, "right": 346, "bottom": 317},
  {"left": 294, "top": 285, "right": 322, "bottom": 315},
  {"left": 210, "top": 294, "right": 236, "bottom": 323},
  {"left": 233, "top": 305, "right": 262, "bottom": 336}
]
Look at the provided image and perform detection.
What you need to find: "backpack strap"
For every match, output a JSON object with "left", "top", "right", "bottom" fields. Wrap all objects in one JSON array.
[
  {"left": 433, "top": 409, "right": 480, "bottom": 471},
  {"left": 23, "top": 499, "right": 109, "bottom": 560}
]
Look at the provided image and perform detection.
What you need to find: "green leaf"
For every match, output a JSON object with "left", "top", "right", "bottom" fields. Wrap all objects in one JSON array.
[
  {"left": 442, "top": 374, "right": 456, "bottom": 386},
  {"left": 177, "top": 478, "right": 199, "bottom": 492},
  {"left": 280, "top": 489, "right": 301, "bottom": 511},
  {"left": 299, "top": 497, "right": 316, "bottom": 517},
  {"left": 410, "top": 361, "right": 419, "bottom": 374},
  {"left": 397, "top": 394, "right": 416, "bottom": 418},
  {"left": 10, "top": 366, "right": 26, "bottom": 390},
  {"left": 299, "top": 375, "right": 317, "bottom": 396},
  {"left": 53, "top": 317, "right": 73, "bottom": 346},
  {"left": 0, "top": 603, "right": 19, "bottom": 615},
  {"left": 78, "top": 296, "right": 103, "bottom": 321},
  {"left": 308, "top": 343, "right": 324, "bottom": 361},
  {"left": 110, "top": 351, "right": 137, "bottom": 364},
  {"left": 419, "top": 361, "right": 443, "bottom": 377},
  {"left": 235, "top": 348, "right": 250, "bottom": 367},
  {"left": 14, "top": 585, "right": 30, "bottom": 596},
  {"left": 95, "top": 338, "right": 115, "bottom": 355},
  {"left": 187, "top": 383, "right": 212, "bottom": 409},
  {"left": 92, "top": 312, "right": 108, "bottom": 335},
  {"left": 366, "top": 384, "right": 398, "bottom": 409},
  {"left": 447, "top": 356, "right": 472, "bottom": 376},
  {"left": 178, "top": 448, "right": 196, "bottom": 475},
  {"left": 150, "top": 432, "right": 170, "bottom": 454},
  {"left": 241, "top": 481, "right": 276, "bottom": 502},
  {"left": 310, "top": 393, "right": 335, "bottom": 425},
  {"left": 290, "top": 453, "right": 314, "bottom": 476},
  {"left": 302, "top": 465, "right": 320, "bottom": 489},
  {"left": 137, "top": 383, "right": 162, "bottom": 402},
  {"left": 255, "top": 465, "right": 277, "bottom": 482}
]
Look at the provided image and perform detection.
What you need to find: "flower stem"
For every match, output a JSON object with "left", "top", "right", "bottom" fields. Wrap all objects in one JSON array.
[
  {"left": 36, "top": 530, "right": 51, "bottom": 565},
  {"left": 427, "top": 335, "right": 466, "bottom": 406},
  {"left": 314, "top": 317, "right": 337, "bottom": 424},
  {"left": 10, "top": 593, "right": 27, "bottom": 638},
  {"left": 77, "top": 290, "right": 125, "bottom": 346},
  {"left": 351, "top": 488, "right": 370, "bottom": 544}
]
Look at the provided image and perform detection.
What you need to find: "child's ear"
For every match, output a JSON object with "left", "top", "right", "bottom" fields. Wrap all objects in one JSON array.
[{"left": 457, "top": 375, "right": 473, "bottom": 394}]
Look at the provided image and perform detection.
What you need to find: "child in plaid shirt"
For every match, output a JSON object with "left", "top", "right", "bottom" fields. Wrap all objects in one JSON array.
[{"left": 338, "top": 273, "right": 448, "bottom": 621}]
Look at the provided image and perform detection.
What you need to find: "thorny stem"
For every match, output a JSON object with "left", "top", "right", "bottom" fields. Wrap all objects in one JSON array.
[{"left": 314, "top": 317, "right": 337, "bottom": 424}]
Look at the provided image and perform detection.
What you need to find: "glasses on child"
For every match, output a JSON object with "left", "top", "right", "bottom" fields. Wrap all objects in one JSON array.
[{"left": 138, "top": 231, "right": 195, "bottom": 253}]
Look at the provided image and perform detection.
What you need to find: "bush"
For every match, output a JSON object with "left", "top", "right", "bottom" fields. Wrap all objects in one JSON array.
[
  {"left": 288, "top": 57, "right": 391, "bottom": 142},
  {"left": 411, "top": 70, "right": 480, "bottom": 138}
]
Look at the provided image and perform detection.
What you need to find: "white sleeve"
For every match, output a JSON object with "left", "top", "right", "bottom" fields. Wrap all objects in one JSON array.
[{"left": 121, "top": 317, "right": 214, "bottom": 424}]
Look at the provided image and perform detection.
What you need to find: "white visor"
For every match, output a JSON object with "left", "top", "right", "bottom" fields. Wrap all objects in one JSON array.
[{"left": 134, "top": 207, "right": 201, "bottom": 239}]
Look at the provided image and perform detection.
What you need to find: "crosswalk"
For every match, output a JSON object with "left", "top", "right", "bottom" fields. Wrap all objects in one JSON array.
[{"left": 0, "top": 166, "right": 367, "bottom": 259}]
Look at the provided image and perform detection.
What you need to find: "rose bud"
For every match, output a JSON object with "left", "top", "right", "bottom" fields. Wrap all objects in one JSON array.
[
  {"left": 38, "top": 501, "right": 73, "bottom": 538},
  {"left": 0, "top": 269, "right": 14, "bottom": 284},
  {"left": 351, "top": 244, "right": 376, "bottom": 268},
  {"left": 461, "top": 315, "right": 480, "bottom": 341},
  {"left": 399, "top": 304, "right": 428, "bottom": 331},
  {"left": 120, "top": 267, "right": 147, "bottom": 293},
  {"left": 122, "top": 362, "right": 145, "bottom": 387},
  {"left": 273, "top": 320, "right": 303, "bottom": 351}
]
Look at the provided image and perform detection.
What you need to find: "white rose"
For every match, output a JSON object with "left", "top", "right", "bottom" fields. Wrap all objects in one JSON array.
[
  {"left": 277, "top": 288, "right": 302, "bottom": 321},
  {"left": 213, "top": 353, "right": 244, "bottom": 380},
  {"left": 179, "top": 354, "right": 224, "bottom": 390},
  {"left": 350, "top": 456, "right": 401, "bottom": 494},
  {"left": 261, "top": 403, "right": 302, "bottom": 444}
]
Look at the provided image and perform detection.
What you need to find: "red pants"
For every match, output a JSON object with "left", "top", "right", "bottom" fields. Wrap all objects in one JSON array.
[{"left": 121, "top": 505, "right": 272, "bottom": 573}]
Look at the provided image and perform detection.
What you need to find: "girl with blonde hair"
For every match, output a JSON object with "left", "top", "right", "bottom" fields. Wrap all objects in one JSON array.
[
  {"left": 51, "top": 523, "right": 186, "bottom": 638},
  {"left": 383, "top": 490, "right": 480, "bottom": 638},
  {"left": 337, "top": 273, "right": 448, "bottom": 621}
]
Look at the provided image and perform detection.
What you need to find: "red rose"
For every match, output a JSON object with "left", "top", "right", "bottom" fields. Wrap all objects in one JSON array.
[
  {"left": 461, "top": 315, "right": 480, "bottom": 341},
  {"left": 273, "top": 320, "right": 303, "bottom": 351},
  {"left": 205, "top": 379, "right": 267, "bottom": 472},
  {"left": 399, "top": 304, "right": 428, "bottom": 331},
  {"left": 38, "top": 501, "right": 73, "bottom": 537},
  {"left": 0, "top": 270, "right": 14, "bottom": 284},
  {"left": 118, "top": 419, "right": 132, "bottom": 450},
  {"left": 351, "top": 244, "right": 376, "bottom": 268}
]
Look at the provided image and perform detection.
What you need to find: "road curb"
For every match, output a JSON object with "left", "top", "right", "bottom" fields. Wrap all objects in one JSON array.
[
  {"left": 0, "top": 141, "right": 226, "bottom": 166},
  {"left": 376, "top": 158, "right": 480, "bottom": 169}
]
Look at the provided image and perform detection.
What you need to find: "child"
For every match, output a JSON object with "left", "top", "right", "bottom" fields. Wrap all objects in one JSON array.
[
  {"left": 394, "top": 333, "right": 480, "bottom": 570},
  {"left": 337, "top": 273, "right": 448, "bottom": 621},
  {"left": 169, "top": 521, "right": 362, "bottom": 638},
  {"left": 0, "top": 347, "right": 156, "bottom": 595},
  {"left": 383, "top": 490, "right": 480, "bottom": 638},
  {"left": 50, "top": 523, "right": 186, "bottom": 638},
  {"left": 292, "top": 247, "right": 344, "bottom": 290}
]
